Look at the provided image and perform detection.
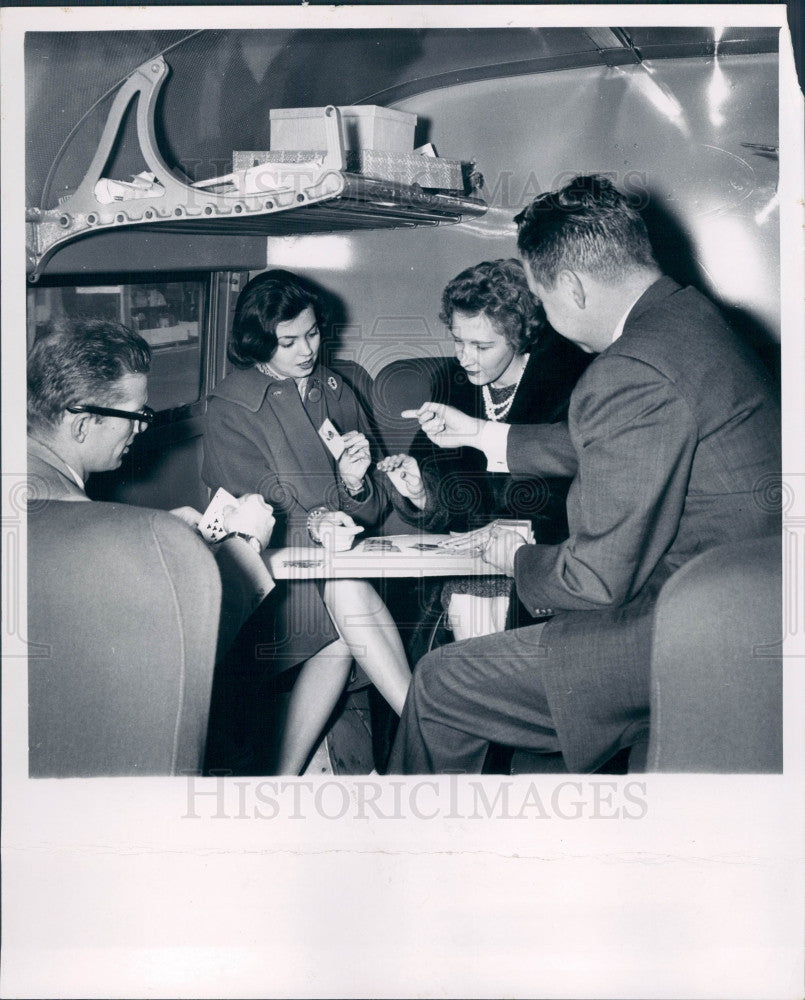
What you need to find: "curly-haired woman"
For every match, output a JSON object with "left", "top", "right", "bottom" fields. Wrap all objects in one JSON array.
[{"left": 378, "top": 258, "right": 590, "bottom": 642}]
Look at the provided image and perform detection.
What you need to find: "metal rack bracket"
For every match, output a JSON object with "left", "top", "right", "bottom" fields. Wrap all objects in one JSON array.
[
  {"left": 26, "top": 55, "right": 487, "bottom": 281},
  {"left": 26, "top": 56, "right": 347, "bottom": 280}
]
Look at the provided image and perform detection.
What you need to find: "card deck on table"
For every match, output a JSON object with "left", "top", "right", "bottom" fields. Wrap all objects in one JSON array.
[
  {"left": 198, "top": 487, "right": 238, "bottom": 542},
  {"left": 318, "top": 417, "right": 345, "bottom": 459}
]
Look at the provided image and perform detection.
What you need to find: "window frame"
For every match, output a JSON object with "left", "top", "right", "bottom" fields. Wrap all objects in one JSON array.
[{"left": 25, "top": 269, "right": 251, "bottom": 428}]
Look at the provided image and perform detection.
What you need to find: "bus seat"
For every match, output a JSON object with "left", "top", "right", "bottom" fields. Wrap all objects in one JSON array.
[
  {"left": 371, "top": 356, "right": 453, "bottom": 454},
  {"left": 647, "top": 533, "right": 782, "bottom": 772},
  {"left": 28, "top": 499, "right": 221, "bottom": 777},
  {"left": 510, "top": 534, "right": 782, "bottom": 774}
]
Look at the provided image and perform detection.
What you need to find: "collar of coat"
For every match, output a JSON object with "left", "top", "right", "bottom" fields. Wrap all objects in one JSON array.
[
  {"left": 27, "top": 436, "right": 89, "bottom": 500},
  {"left": 620, "top": 275, "right": 682, "bottom": 331},
  {"left": 210, "top": 364, "right": 344, "bottom": 413}
]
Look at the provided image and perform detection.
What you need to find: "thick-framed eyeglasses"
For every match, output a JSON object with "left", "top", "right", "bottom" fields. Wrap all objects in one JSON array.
[{"left": 66, "top": 403, "right": 156, "bottom": 427}]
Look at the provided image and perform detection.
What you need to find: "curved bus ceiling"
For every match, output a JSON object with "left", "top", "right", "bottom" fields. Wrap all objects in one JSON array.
[
  {"left": 25, "top": 25, "right": 782, "bottom": 362},
  {"left": 26, "top": 27, "right": 778, "bottom": 208}
]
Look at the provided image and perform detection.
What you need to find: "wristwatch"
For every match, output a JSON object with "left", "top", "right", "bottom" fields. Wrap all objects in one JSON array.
[{"left": 218, "top": 531, "right": 262, "bottom": 553}]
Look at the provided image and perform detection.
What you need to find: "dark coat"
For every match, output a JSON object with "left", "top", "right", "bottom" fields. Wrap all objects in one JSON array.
[
  {"left": 202, "top": 363, "right": 388, "bottom": 672},
  {"left": 391, "top": 326, "right": 591, "bottom": 543},
  {"left": 383, "top": 327, "right": 590, "bottom": 652},
  {"left": 507, "top": 277, "right": 781, "bottom": 770}
]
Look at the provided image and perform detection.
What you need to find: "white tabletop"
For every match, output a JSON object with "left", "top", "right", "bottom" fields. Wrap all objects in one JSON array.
[{"left": 265, "top": 533, "right": 504, "bottom": 580}]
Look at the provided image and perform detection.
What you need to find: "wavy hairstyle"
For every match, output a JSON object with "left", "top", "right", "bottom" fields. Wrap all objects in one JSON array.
[
  {"left": 228, "top": 269, "right": 327, "bottom": 368},
  {"left": 439, "top": 258, "right": 545, "bottom": 353},
  {"left": 514, "top": 174, "right": 657, "bottom": 288},
  {"left": 27, "top": 319, "right": 150, "bottom": 432}
]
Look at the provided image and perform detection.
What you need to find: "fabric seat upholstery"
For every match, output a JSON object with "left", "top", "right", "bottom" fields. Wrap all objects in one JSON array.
[
  {"left": 370, "top": 356, "right": 453, "bottom": 454},
  {"left": 369, "top": 356, "right": 453, "bottom": 535},
  {"left": 512, "top": 535, "right": 782, "bottom": 774},
  {"left": 647, "top": 533, "right": 782, "bottom": 772},
  {"left": 28, "top": 499, "right": 221, "bottom": 777}
]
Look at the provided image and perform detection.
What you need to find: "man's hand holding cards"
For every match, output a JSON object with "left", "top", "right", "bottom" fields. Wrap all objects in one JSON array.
[
  {"left": 223, "top": 494, "right": 276, "bottom": 550},
  {"left": 199, "top": 488, "right": 275, "bottom": 550},
  {"left": 198, "top": 487, "right": 237, "bottom": 542},
  {"left": 438, "top": 519, "right": 534, "bottom": 573}
]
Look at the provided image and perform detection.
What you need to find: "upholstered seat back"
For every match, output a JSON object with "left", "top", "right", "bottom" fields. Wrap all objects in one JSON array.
[
  {"left": 647, "top": 534, "right": 782, "bottom": 772},
  {"left": 28, "top": 500, "right": 221, "bottom": 777},
  {"left": 371, "top": 356, "right": 453, "bottom": 454}
]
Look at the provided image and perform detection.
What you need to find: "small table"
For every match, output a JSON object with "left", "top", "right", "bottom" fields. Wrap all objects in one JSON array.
[{"left": 265, "top": 533, "right": 504, "bottom": 580}]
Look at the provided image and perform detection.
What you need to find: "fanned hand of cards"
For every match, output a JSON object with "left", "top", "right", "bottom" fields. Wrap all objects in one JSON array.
[{"left": 198, "top": 487, "right": 238, "bottom": 542}]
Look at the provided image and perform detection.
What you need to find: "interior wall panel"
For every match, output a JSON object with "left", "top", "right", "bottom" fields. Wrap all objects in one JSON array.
[{"left": 267, "top": 53, "right": 779, "bottom": 377}]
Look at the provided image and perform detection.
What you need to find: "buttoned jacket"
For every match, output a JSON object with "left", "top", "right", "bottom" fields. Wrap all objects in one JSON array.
[{"left": 202, "top": 364, "right": 387, "bottom": 548}]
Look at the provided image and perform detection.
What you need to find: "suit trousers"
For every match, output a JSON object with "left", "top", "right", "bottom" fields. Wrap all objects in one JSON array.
[{"left": 387, "top": 622, "right": 562, "bottom": 773}]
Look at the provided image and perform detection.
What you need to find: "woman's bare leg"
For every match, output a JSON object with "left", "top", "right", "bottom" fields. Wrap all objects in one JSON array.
[
  {"left": 275, "top": 637, "right": 352, "bottom": 775},
  {"left": 323, "top": 579, "right": 411, "bottom": 715}
]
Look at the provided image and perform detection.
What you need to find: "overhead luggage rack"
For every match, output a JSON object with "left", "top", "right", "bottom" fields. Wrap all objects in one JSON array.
[{"left": 25, "top": 56, "right": 487, "bottom": 281}]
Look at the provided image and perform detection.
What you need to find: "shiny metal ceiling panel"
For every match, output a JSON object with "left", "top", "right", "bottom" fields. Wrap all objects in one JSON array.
[
  {"left": 26, "top": 26, "right": 779, "bottom": 206},
  {"left": 625, "top": 26, "right": 780, "bottom": 52}
]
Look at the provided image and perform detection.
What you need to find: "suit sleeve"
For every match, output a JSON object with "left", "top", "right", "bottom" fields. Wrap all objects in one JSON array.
[
  {"left": 506, "top": 421, "right": 578, "bottom": 478},
  {"left": 513, "top": 356, "right": 698, "bottom": 613}
]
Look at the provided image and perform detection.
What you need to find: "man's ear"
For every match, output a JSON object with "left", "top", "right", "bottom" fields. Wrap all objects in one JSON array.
[
  {"left": 558, "top": 269, "right": 586, "bottom": 309},
  {"left": 66, "top": 412, "right": 90, "bottom": 444}
]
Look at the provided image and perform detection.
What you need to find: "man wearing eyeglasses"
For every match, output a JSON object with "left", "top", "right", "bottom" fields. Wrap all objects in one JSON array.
[{"left": 27, "top": 318, "right": 277, "bottom": 652}]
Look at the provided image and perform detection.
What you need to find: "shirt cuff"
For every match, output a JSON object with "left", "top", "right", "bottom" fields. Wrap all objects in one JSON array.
[{"left": 479, "top": 420, "right": 511, "bottom": 472}]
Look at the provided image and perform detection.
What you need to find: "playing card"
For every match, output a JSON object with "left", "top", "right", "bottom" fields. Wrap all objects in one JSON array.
[
  {"left": 318, "top": 418, "right": 345, "bottom": 459},
  {"left": 198, "top": 486, "right": 238, "bottom": 542},
  {"left": 363, "top": 538, "right": 401, "bottom": 552},
  {"left": 438, "top": 518, "right": 535, "bottom": 551}
]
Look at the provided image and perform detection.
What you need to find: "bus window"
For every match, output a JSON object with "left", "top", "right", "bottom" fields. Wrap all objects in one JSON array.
[{"left": 26, "top": 273, "right": 209, "bottom": 413}]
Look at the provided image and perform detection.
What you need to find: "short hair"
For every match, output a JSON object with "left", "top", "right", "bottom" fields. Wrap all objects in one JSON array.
[
  {"left": 439, "top": 258, "right": 545, "bottom": 353},
  {"left": 514, "top": 174, "right": 657, "bottom": 287},
  {"left": 27, "top": 319, "right": 151, "bottom": 432},
  {"left": 228, "top": 269, "right": 327, "bottom": 368}
]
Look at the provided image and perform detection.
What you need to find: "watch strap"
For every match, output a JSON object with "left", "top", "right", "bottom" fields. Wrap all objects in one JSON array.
[{"left": 218, "top": 531, "right": 262, "bottom": 552}]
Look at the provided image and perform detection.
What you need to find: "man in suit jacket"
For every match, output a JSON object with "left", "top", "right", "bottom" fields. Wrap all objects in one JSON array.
[
  {"left": 389, "top": 174, "right": 781, "bottom": 774},
  {"left": 27, "top": 319, "right": 277, "bottom": 656}
]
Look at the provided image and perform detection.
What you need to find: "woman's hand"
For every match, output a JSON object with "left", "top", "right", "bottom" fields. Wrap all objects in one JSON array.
[
  {"left": 337, "top": 430, "right": 372, "bottom": 493},
  {"left": 307, "top": 508, "right": 365, "bottom": 546},
  {"left": 401, "top": 402, "right": 483, "bottom": 449},
  {"left": 376, "top": 454, "right": 427, "bottom": 510}
]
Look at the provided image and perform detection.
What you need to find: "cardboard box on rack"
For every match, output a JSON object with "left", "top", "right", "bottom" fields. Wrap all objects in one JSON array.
[
  {"left": 233, "top": 149, "right": 467, "bottom": 192},
  {"left": 269, "top": 105, "right": 416, "bottom": 153}
]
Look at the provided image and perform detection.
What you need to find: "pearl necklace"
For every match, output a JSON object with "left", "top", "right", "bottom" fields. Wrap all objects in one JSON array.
[{"left": 481, "top": 356, "right": 527, "bottom": 422}]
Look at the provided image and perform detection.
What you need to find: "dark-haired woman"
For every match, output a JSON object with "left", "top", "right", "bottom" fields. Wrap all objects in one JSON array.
[
  {"left": 378, "top": 258, "right": 590, "bottom": 642},
  {"left": 203, "top": 269, "right": 410, "bottom": 774}
]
